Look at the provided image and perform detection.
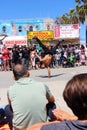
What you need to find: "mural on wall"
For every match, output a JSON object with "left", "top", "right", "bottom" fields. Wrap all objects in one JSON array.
[
  {"left": 0, "top": 22, "right": 11, "bottom": 36},
  {"left": 0, "top": 19, "right": 44, "bottom": 36}
]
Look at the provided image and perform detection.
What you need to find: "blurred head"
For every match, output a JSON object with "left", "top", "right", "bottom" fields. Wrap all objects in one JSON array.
[
  {"left": 3, "top": 45, "right": 7, "bottom": 49},
  {"left": 13, "top": 64, "right": 30, "bottom": 80},
  {"left": 63, "top": 73, "right": 87, "bottom": 120}
]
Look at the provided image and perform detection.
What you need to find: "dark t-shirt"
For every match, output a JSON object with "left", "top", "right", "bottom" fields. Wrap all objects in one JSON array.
[{"left": 41, "top": 120, "right": 87, "bottom": 130}]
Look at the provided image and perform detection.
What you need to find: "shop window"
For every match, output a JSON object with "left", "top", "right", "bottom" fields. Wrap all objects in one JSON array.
[
  {"left": 18, "top": 26, "right": 22, "bottom": 32},
  {"left": 29, "top": 25, "right": 33, "bottom": 31},
  {"left": 2, "top": 26, "right": 6, "bottom": 33},
  {"left": 47, "top": 24, "right": 50, "bottom": 30},
  {"left": 35, "top": 25, "right": 39, "bottom": 31}
]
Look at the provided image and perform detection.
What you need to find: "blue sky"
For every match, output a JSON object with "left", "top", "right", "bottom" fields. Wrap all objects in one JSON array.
[{"left": 0, "top": 0, "right": 86, "bottom": 42}]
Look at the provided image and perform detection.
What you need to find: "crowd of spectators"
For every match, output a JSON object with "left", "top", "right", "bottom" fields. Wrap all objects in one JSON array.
[{"left": 0, "top": 43, "right": 87, "bottom": 71}]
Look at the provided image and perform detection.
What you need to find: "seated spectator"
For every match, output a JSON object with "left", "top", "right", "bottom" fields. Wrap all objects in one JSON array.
[
  {"left": 7, "top": 64, "right": 55, "bottom": 130},
  {"left": 27, "top": 73, "right": 87, "bottom": 130},
  {"left": 0, "top": 105, "right": 13, "bottom": 130}
]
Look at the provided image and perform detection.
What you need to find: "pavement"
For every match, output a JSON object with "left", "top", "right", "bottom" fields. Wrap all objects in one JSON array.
[{"left": 0, "top": 65, "right": 87, "bottom": 114}]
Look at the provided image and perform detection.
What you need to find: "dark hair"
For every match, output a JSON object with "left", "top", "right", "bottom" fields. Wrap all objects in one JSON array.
[
  {"left": 13, "top": 64, "right": 28, "bottom": 80},
  {"left": 63, "top": 73, "right": 87, "bottom": 120}
]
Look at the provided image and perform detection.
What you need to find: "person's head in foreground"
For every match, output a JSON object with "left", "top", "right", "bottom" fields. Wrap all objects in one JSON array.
[
  {"left": 27, "top": 73, "right": 87, "bottom": 130},
  {"left": 63, "top": 73, "right": 87, "bottom": 120},
  {"left": 13, "top": 64, "right": 30, "bottom": 80}
]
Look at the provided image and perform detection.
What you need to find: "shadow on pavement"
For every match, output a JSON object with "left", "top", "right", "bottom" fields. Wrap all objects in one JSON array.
[{"left": 37, "top": 73, "right": 65, "bottom": 78}]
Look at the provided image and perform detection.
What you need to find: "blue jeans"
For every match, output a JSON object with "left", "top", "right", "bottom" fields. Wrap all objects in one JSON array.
[{"left": 46, "top": 102, "right": 57, "bottom": 121}]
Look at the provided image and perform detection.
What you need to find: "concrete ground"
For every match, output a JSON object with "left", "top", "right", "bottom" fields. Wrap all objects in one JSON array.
[{"left": 0, "top": 65, "right": 87, "bottom": 114}]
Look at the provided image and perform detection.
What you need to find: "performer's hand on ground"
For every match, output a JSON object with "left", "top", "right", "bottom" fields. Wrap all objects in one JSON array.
[{"left": 52, "top": 109, "right": 78, "bottom": 121}]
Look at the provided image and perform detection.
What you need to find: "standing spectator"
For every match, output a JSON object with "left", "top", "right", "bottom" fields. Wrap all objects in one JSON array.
[
  {"left": 54, "top": 51, "right": 61, "bottom": 67},
  {"left": 7, "top": 64, "right": 55, "bottom": 130},
  {"left": 30, "top": 49, "right": 36, "bottom": 69},
  {"left": 9, "top": 48, "right": 13, "bottom": 70},
  {"left": 80, "top": 45, "right": 86, "bottom": 65},
  {"left": 2, "top": 45, "right": 10, "bottom": 71},
  {"left": 0, "top": 52, "right": 3, "bottom": 71},
  {"left": 21, "top": 46, "right": 30, "bottom": 69},
  {"left": 12, "top": 46, "right": 21, "bottom": 66},
  {"left": 74, "top": 45, "right": 81, "bottom": 66}
]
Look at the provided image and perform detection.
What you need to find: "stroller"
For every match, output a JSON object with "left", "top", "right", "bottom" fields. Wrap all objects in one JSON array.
[{"left": 62, "top": 56, "right": 74, "bottom": 68}]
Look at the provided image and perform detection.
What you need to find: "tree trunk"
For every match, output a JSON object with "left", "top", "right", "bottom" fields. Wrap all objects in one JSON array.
[{"left": 86, "top": 15, "right": 87, "bottom": 46}]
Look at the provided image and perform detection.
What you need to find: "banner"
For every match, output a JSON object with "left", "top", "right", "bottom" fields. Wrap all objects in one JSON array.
[
  {"left": 54, "top": 25, "right": 60, "bottom": 39},
  {"left": 27, "top": 31, "right": 54, "bottom": 40},
  {"left": 54, "top": 24, "right": 79, "bottom": 39},
  {"left": 3, "top": 36, "right": 27, "bottom": 48}
]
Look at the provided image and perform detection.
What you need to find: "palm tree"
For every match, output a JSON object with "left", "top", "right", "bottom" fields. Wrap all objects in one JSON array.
[
  {"left": 55, "top": 17, "right": 61, "bottom": 24},
  {"left": 75, "top": 0, "right": 87, "bottom": 45},
  {"left": 65, "top": 9, "right": 79, "bottom": 24},
  {"left": 55, "top": 8, "right": 79, "bottom": 24}
]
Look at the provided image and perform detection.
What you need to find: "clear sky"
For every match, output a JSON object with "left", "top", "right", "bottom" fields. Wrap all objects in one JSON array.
[{"left": 0, "top": 0, "right": 86, "bottom": 42}]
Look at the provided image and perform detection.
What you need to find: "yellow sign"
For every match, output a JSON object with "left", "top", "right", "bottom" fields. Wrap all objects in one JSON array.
[{"left": 27, "top": 31, "right": 54, "bottom": 40}]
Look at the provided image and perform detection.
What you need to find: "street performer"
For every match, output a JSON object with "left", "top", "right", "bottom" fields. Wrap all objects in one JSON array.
[{"left": 33, "top": 36, "right": 64, "bottom": 78}]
